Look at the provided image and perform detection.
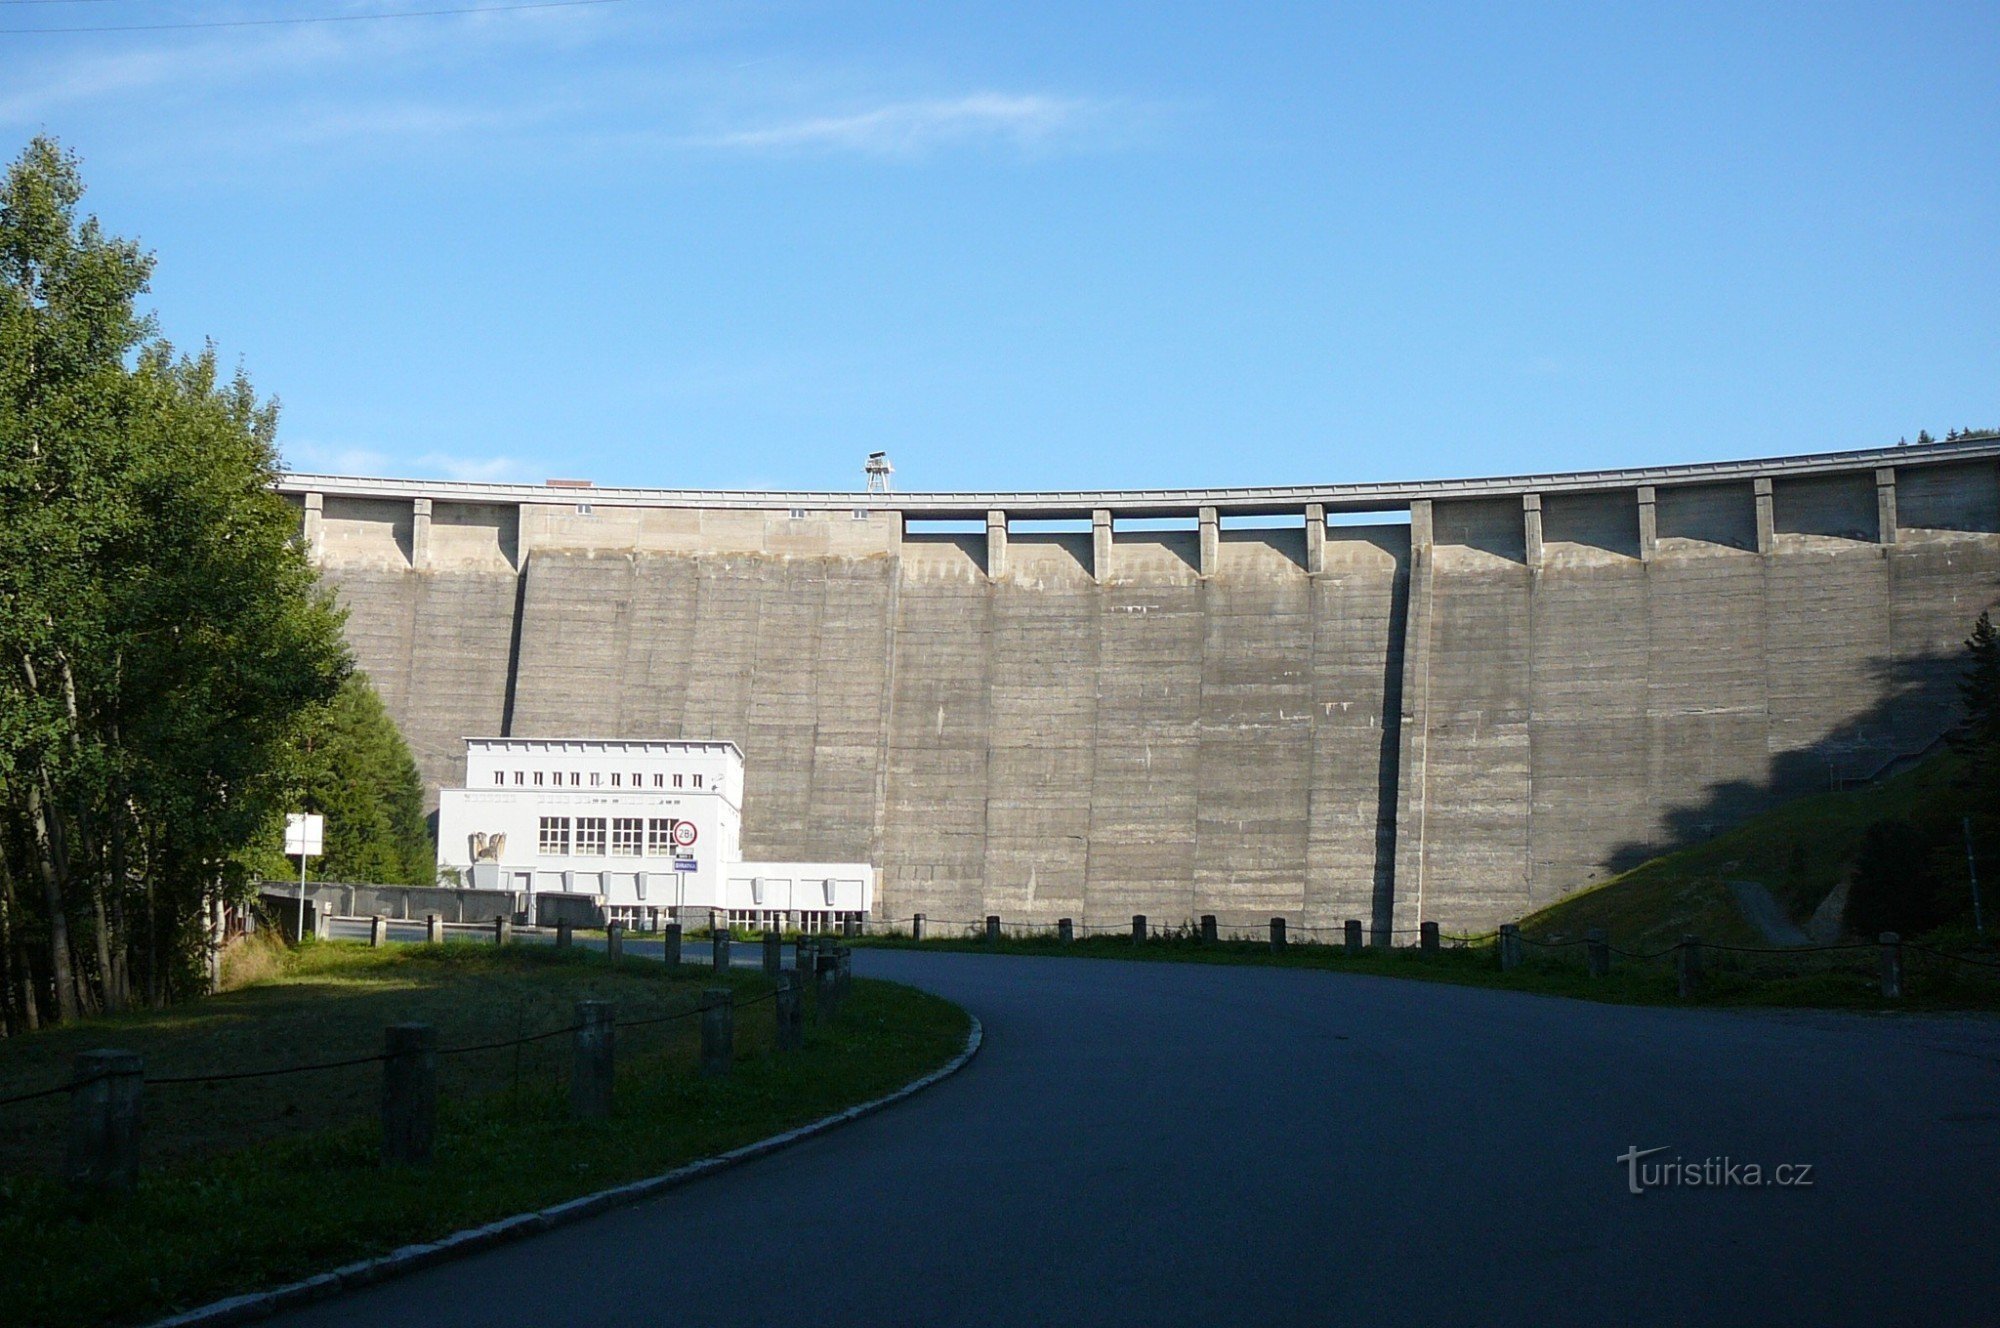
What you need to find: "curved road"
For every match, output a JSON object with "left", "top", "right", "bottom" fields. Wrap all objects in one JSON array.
[{"left": 273, "top": 951, "right": 2000, "bottom": 1327}]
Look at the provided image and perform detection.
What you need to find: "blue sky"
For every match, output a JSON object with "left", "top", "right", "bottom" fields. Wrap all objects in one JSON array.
[{"left": 4, "top": 2, "right": 1995, "bottom": 493}]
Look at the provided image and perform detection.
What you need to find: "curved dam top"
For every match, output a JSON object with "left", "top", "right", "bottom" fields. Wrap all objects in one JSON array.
[{"left": 280, "top": 435, "right": 2000, "bottom": 936}]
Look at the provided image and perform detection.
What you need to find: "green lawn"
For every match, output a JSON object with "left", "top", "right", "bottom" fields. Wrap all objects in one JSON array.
[{"left": 0, "top": 941, "right": 969, "bottom": 1328}]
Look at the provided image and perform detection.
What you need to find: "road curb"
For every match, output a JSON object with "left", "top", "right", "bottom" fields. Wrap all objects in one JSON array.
[{"left": 147, "top": 1014, "right": 983, "bottom": 1328}]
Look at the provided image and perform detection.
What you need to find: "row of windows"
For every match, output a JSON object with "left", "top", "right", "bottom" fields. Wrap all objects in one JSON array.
[
  {"left": 495, "top": 770, "right": 706, "bottom": 790},
  {"left": 539, "top": 816, "right": 685, "bottom": 857}
]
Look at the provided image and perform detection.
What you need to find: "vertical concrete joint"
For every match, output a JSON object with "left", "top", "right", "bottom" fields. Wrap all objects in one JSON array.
[
  {"left": 1636, "top": 486, "right": 1658, "bottom": 563},
  {"left": 1198, "top": 506, "right": 1219, "bottom": 578},
  {"left": 1522, "top": 493, "right": 1544, "bottom": 571},
  {"left": 1409, "top": 499, "right": 1434, "bottom": 554},
  {"left": 302, "top": 491, "right": 325, "bottom": 564},
  {"left": 1753, "top": 478, "right": 1775, "bottom": 555},
  {"left": 986, "top": 509, "right": 1008, "bottom": 580},
  {"left": 1875, "top": 467, "right": 1898, "bottom": 546},
  {"left": 1092, "top": 509, "right": 1113, "bottom": 584},
  {"left": 1304, "top": 503, "right": 1326, "bottom": 575},
  {"left": 411, "top": 497, "right": 433, "bottom": 571}
]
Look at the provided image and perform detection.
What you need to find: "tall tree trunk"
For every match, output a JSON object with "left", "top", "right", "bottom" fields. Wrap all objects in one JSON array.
[{"left": 24, "top": 779, "right": 79, "bottom": 1022}]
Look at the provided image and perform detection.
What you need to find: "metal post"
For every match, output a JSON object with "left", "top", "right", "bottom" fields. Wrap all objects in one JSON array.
[
  {"left": 1586, "top": 928, "right": 1610, "bottom": 978},
  {"left": 1676, "top": 935, "right": 1702, "bottom": 999},
  {"left": 66, "top": 1050, "right": 144, "bottom": 1192},
  {"left": 986, "top": 915, "right": 1001, "bottom": 944},
  {"left": 1058, "top": 918, "right": 1074, "bottom": 944},
  {"left": 556, "top": 919, "right": 573, "bottom": 949},
  {"left": 1498, "top": 923, "right": 1521, "bottom": 971},
  {"left": 1270, "top": 917, "right": 1287, "bottom": 953},
  {"left": 381, "top": 1024, "right": 437, "bottom": 1166},
  {"left": 297, "top": 851, "right": 308, "bottom": 944},
  {"left": 912, "top": 913, "right": 927, "bottom": 942},
  {"left": 1200, "top": 915, "right": 1217, "bottom": 944},
  {"left": 1132, "top": 914, "right": 1147, "bottom": 943},
  {"left": 369, "top": 915, "right": 386, "bottom": 948},
  {"left": 1420, "top": 921, "right": 1440, "bottom": 956},
  {"left": 711, "top": 928, "right": 732, "bottom": 972},
  {"left": 663, "top": 922, "right": 682, "bottom": 970},
  {"left": 1345, "top": 919, "right": 1363, "bottom": 955},
  {"left": 763, "top": 929, "right": 783, "bottom": 976},
  {"left": 775, "top": 972, "right": 803, "bottom": 1052},
  {"left": 701, "top": 988, "right": 735, "bottom": 1077},
  {"left": 1879, "top": 932, "right": 1904, "bottom": 1000},
  {"left": 571, "top": 1001, "right": 614, "bottom": 1119}
]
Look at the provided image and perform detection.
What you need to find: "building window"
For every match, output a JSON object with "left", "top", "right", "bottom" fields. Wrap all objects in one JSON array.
[
  {"left": 514, "top": 771, "right": 525, "bottom": 785},
  {"left": 790, "top": 507, "right": 807, "bottom": 519},
  {"left": 652, "top": 773, "right": 664, "bottom": 788},
  {"left": 569, "top": 772, "right": 581, "bottom": 786},
  {"left": 610, "top": 773, "right": 622, "bottom": 788},
  {"left": 575, "top": 817, "right": 607, "bottom": 855},
  {"left": 692, "top": 773, "right": 703, "bottom": 789},
  {"left": 539, "top": 817, "right": 571, "bottom": 855},
  {"left": 532, "top": 771, "right": 543, "bottom": 786},
  {"left": 646, "top": 819, "right": 675, "bottom": 856},
  {"left": 673, "top": 773, "right": 683, "bottom": 789},
  {"left": 611, "top": 817, "right": 643, "bottom": 856},
  {"left": 493, "top": 772, "right": 505, "bottom": 786},
  {"left": 632, "top": 771, "right": 643, "bottom": 787},
  {"left": 589, "top": 772, "right": 602, "bottom": 788}
]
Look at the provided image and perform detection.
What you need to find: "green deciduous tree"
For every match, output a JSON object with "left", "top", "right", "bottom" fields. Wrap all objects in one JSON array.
[
  {"left": 0, "top": 136, "right": 350, "bottom": 1028},
  {"left": 287, "top": 675, "right": 432, "bottom": 887}
]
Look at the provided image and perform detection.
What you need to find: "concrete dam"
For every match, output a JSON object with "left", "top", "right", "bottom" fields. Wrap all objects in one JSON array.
[{"left": 279, "top": 436, "right": 2000, "bottom": 936}]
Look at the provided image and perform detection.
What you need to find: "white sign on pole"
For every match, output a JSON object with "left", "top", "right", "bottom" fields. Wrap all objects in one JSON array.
[{"left": 285, "top": 813, "right": 325, "bottom": 857}]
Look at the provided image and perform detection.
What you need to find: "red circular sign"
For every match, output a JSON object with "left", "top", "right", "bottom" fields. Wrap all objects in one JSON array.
[{"left": 672, "top": 821, "right": 697, "bottom": 848}]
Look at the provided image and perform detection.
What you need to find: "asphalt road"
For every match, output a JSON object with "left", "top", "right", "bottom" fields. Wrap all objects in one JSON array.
[{"left": 269, "top": 950, "right": 2000, "bottom": 1327}]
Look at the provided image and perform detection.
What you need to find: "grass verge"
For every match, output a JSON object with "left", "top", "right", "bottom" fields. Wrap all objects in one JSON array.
[
  {"left": 0, "top": 941, "right": 968, "bottom": 1328},
  {"left": 852, "top": 928, "right": 2000, "bottom": 1012}
]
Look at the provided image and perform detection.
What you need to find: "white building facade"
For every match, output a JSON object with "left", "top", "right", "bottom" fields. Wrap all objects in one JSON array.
[{"left": 436, "top": 738, "right": 874, "bottom": 930}]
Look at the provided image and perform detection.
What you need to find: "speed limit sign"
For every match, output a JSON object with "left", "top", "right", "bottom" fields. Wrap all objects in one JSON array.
[{"left": 672, "top": 821, "right": 697, "bottom": 848}]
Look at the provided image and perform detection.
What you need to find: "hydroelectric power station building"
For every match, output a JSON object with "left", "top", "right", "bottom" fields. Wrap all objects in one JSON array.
[
  {"left": 282, "top": 433, "right": 2000, "bottom": 939},
  {"left": 436, "top": 738, "right": 874, "bottom": 931}
]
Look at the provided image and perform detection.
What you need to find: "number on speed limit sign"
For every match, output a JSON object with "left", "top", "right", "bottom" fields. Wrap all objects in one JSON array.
[{"left": 671, "top": 821, "right": 697, "bottom": 848}]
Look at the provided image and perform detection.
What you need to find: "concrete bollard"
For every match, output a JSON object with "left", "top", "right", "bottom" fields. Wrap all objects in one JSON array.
[
  {"left": 1586, "top": 928, "right": 1610, "bottom": 978},
  {"left": 315, "top": 905, "right": 332, "bottom": 941},
  {"left": 711, "top": 928, "right": 732, "bottom": 972},
  {"left": 426, "top": 914, "right": 443, "bottom": 945},
  {"left": 370, "top": 915, "right": 387, "bottom": 948},
  {"left": 606, "top": 922, "right": 624, "bottom": 965},
  {"left": 1420, "top": 921, "right": 1440, "bottom": 956},
  {"left": 1676, "top": 935, "right": 1702, "bottom": 999},
  {"left": 1058, "top": 918, "right": 1074, "bottom": 944},
  {"left": 663, "top": 922, "right": 683, "bottom": 970},
  {"left": 986, "top": 915, "right": 1001, "bottom": 944},
  {"left": 1879, "top": 931, "right": 1903, "bottom": 1000},
  {"left": 775, "top": 972, "right": 803, "bottom": 1051},
  {"left": 912, "top": 913, "right": 927, "bottom": 942},
  {"left": 571, "top": 1001, "right": 615, "bottom": 1119},
  {"left": 795, "top": 935, "right": 816, "bottom": 979},
  {"left": 763, "top": 929, "right": 783, "bottom": 976},
  {"left": 1498, "top": 923, "right": 1522, "bottom": 971},
  {"left": 1132, "top": 914, "right": 1148, "bottom": 943},
  {"left": 815, "top": 949, "right": 840, "bottom": 1021},
  {"left": 1345, "top": 919, "right": 1363, "bottom": 955},
  {"left": 381, "top": 1024, "right": 438, "bottom": 1167},
  {"left": 1201, "top": 914, "right": 1218, "bottom": 944},
  {"left": 65, "top": 1050, "right": 144, "bottom": 1192},
  {"left": 494, "top": 915, "right": 511, "bottom": 946},
  {"left": 556, "top": 919, "right": 573, "bottom": 949},
  {"left": 700, "top": 988, "right": 735, "bottom": 1077},
  {"left": 1270, "top": 917, "right": 1287, "bottom": 953},
  {"left": 844, "top": 917, "right": 860, "bottom": 939}
]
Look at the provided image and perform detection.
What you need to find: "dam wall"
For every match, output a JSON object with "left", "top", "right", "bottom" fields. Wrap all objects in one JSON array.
[{"left": 282, "top": 438, "right": 2000, "bottom": 934}]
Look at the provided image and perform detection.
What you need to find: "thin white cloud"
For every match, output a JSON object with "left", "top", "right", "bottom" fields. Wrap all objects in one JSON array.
[
  {"left": 284, "top": 442, "right": 533, "bottom": 482},
  {"left": 696, "top": 93, "right": 1099, "bottom": 155}
]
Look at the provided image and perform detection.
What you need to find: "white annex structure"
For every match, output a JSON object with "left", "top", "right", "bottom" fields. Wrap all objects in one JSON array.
[{"left": 436, "top": 738, "right": 875, "bottom": 930}]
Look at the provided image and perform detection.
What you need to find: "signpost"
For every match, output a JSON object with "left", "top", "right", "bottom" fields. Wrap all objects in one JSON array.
[{"left": 285, "top": 813, "right": 325, "bottom": 942}]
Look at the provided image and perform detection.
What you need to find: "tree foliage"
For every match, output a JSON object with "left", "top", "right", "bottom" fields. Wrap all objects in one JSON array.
[
  {"left": 282, "top": 675, "right": 432, "bottom": 887},
  {"left": 0, "top": 136, "right": 350, "bottom": 1029}
]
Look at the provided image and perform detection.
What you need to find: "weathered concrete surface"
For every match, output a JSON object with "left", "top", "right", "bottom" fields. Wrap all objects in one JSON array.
[
  {"left": 260, "top": 950, "right": 2000, "bottom": 1328},
  {"left": 287, "top": 439, "right": 2000, "bottom": 931}
]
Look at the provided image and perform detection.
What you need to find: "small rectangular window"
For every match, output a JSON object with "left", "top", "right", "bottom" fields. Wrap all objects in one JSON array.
[
  {"left": 692, "top": 773, "right": 703, "bottom": 789},
  {"left": 646, "top": 818, "right": 675, "bottom": 855},
  {"left": 538, "top": 816, "right": 571, "bottom": 855},
  {"left": 673, "top": 773, "right": 683, "bottom": 789},
  {"left": 611, "top": 817, "right": 643, "bottom": 856},
  {"left": 493, "top": 772, "right": 505, "bottom": 786},
  {"left": 853, "top": 508, "right": 869, "bottom": 520},
  {"left": 790, "top": 508, "right": 807, "bottom": 519},
  {"left": 514, "top": 771, "right": 525, "bottom": 785},
  {"left": 652, "top": 773, "right": 664, "bottom": 788},
  {"left": 632, "top": 772, "right": 643, "bottom": 787},
  {"left": 610, "top": 773, "right": 622, "bottom": 788},
  {"left": 575, "top": 817, "right": 607, "bottom": 855},
  {"left": 570, "top": 772, "right": 581, "bottom": 787}
]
